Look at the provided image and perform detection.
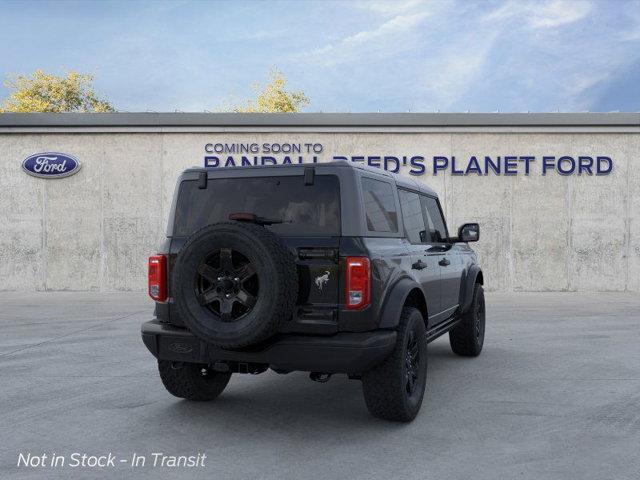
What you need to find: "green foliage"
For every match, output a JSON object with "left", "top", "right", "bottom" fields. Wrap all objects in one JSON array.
[
  {"left": 1, "top": 70, "right": 114, "bottom": 113},
  {"left": 234, "top": 69, "right": 309, "bottom": 113}
]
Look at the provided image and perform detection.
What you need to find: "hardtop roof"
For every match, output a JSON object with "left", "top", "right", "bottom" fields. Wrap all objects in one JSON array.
[{"left": 185, "top": 160, "right": 438, "bottom": 197}]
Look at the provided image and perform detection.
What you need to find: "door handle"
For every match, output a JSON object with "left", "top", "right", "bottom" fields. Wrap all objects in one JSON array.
[
  {"left": 412, "top": 260, "right": 428, "bottom": 270},
  {"left": 439, "top": 258, "right": 450, "bottom": 267}
]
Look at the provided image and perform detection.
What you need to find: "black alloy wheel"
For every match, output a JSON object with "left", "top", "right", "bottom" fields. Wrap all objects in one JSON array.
[
  {"left": 405, "top": 329, "right": 420, "bottom": 396},
  {"left": 195, "top": 248, "right": 259, "bottom": 322},
  {"left": 474, "top": 290, "right": 485, "bottom": 341}
]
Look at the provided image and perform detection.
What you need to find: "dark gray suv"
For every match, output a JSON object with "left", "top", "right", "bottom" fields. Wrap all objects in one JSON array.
[{"left": 142, "top": 161, "right": 485, "bottom": 422}]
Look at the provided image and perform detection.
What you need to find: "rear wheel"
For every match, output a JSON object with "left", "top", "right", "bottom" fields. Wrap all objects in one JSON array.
[
  {"left": 449, "top": 283, "right": 485, "bottom": 356},
  {"left": 158, "top": 361, "right": 231, "bottom": 401},
  {"left": 362, "top": 307, "right": 427, "bottom": 422}
]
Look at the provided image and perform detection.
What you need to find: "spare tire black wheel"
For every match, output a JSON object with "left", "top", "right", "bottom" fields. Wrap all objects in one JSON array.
[{"left": 173, "top": 222, "right": 298, "bottom": 348}]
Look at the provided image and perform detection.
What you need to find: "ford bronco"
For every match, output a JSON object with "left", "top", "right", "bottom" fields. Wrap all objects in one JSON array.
[{"left": 141, "top": 161, "right": 485, "bottom": 422}]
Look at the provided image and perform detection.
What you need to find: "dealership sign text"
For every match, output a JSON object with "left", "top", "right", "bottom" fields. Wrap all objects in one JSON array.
[{"left": 204, "top": 142, "right": 613, "bottom": 176}]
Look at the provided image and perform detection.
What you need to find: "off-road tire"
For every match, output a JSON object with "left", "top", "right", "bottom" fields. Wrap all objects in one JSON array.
[
  {"left": 158, "top": 361, "right": 231, "bottom": 401},
  {"left": 449, "top": 283, "right": 485, "bottom": 356},
  {"left": 173, "top": 222, "right": 298, "bottom": 348},
  {"left": 362, "top": 307, "right": 428, "bottom": 422}
]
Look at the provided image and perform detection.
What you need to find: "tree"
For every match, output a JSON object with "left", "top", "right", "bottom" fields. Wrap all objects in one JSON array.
[
  {"left": 1, "top": 70, "right": 114, "bottom": 113},
  {"left": 234, "top": 69, "right": 309, "bottom": 113}
]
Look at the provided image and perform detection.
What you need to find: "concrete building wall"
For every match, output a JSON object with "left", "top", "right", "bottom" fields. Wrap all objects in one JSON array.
[{"left": 1, "top": 118, "right": 639, "bottom": 292}]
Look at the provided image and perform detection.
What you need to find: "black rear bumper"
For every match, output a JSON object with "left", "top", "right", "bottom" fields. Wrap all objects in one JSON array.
[{"left": 141, "top": 320, "right": 396, "bottom": 374}]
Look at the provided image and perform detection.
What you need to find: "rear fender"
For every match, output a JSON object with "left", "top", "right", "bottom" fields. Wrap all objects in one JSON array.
[{"left": 378, "top": 277, "right": 426, "bottom": 329}]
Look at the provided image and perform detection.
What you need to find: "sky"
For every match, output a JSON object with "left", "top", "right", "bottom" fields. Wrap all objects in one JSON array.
[{"left": 0, "top": 0, "right": 639, "bottom": 112}]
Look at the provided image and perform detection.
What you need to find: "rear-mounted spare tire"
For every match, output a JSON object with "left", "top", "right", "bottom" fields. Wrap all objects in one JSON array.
[{"left": 173, "top": 222, "right": 298, "bottom": 348}]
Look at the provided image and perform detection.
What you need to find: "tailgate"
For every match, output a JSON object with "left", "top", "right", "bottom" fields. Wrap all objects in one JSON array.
[{"left": 282, "top": 237, "right": 341, "bottom": 334}]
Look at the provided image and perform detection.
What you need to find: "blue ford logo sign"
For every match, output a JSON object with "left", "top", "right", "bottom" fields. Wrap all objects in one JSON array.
[{"left": 22, "top": 152, "right": 81, "bottom": 179}]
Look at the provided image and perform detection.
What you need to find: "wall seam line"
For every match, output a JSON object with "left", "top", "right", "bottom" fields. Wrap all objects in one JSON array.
[
  {"left": 447, "top": 133, "right": 452, "bottom": 219},
  {"left": 625, "top": 139, "right": 631, "bottom": 290},
  {"left": 160, "top": 133, "right": 165, "bottom": 243},
  {"left": 41, "top": 161, "right": 47, "bottom": 291},
  {"left": 509, "top": 174, "right": 514, "bottom": 292},
  {"left": 99, "top": 137, "right": 105, "bottom": 292},
  {"left": 566, "top": 136, "right": 574, "bottom": 291}
]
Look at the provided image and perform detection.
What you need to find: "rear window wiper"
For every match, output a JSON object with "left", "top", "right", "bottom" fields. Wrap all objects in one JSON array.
[{"left": 229, "top": 212, "right": 284, "bottom": 226}]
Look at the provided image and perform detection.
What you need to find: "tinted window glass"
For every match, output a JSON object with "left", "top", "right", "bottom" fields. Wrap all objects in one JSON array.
[
  {"left": 422, "top": 196, "right": 448, "bottom": 242},
  {"left": 173, "top": 175, "right": 340, "bottom": 237},
  {"left": 399, "top": 190, "right": 427, "bottom": 243},
  {"left": 361, "top": 177, "right": 398, "bottom": 233}
]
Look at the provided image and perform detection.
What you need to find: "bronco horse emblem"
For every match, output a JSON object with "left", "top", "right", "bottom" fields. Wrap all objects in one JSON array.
[{"left": 315, "top": 271, "right": 330, "bottom": 291}]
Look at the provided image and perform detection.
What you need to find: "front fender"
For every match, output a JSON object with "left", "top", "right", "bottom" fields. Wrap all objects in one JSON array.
[
  {"left": 378, "top": 277, "right": 423, "bottom": 329},
  {"left": 460, "top": 265, "right": 483, "bottom": 313}
]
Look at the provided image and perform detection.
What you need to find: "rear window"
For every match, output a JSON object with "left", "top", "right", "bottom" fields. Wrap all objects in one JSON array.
[{"left": 172, "top": 175, "right": 341, "bottom": 237}]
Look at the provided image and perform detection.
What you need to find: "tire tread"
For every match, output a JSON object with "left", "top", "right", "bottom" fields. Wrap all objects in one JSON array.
[
  {"left": 449, "top": 283, "right": 484, "bottom": 356},
  {"left": 362, "top": 307, "right": 427, "bottom": 422}
]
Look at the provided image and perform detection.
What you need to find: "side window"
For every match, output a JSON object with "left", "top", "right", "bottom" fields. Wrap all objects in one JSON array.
[
  {"left": 361, "top": 177, "right": 398, "bottom": 233},
  {"left": 421, "top": 196, "right": 449, "bottom": 243},
  {"left": 399, "top": 190, "right": 427, "bottom": 244}
]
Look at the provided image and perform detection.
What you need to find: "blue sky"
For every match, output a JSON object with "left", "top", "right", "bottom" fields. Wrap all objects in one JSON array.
[{"left": 0, "top": 0, "right": 639, "bottom": 112}]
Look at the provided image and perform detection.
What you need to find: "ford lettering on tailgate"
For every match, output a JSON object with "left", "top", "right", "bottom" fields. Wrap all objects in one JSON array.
[{"left": 22, "top": 152, "right": 81, "bottom": 178}]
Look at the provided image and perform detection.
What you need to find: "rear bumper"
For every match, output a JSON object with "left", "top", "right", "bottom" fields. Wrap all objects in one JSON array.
[{"left": 141, "top": 320, "right": 396, "bottom": 374}]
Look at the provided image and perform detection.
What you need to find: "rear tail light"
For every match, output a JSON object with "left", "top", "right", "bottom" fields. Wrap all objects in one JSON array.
[
  {"left": 148, "top": 255, "right": 167, "bottom": 302},
  {"left": 345, "top": 256, "right": 370, "bottom": 310}
]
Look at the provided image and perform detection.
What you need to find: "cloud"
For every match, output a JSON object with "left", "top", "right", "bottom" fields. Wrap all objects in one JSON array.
[
  {"left": 419, "top": 29, "right": 500, "bottom": 109},
  {"left": 484, "top": 0, "right": 592, "bottom": 29},
  {"left": 352, "top": 0, "right": 430, "bottom": 16},
  {"left": 470, "top": 0, "right": 640, "bottom": 112},
  {"left": 335, "top": 12, "right": 427, "bottom": 44},
  {"left": 619, "top": 0, "right": 640, "bottom": 41},
  {"left": 6, "top": 0, "right": 636, "bottom": 112},
  {"left": 299, "top": 11, "right": 430, "bottom": 66},
  {"left": 530, "top": 0, "right": 592, "bottom": 28}
]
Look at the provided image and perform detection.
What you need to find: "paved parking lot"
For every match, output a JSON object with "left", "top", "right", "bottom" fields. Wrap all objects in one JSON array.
[{"left": 1, "top": 291, "right": 639, "bottom": 480}]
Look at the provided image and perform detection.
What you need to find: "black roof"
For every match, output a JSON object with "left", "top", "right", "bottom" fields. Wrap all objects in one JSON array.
[{"left": 185, "top": 160, "right": 438, "bottom": 197}]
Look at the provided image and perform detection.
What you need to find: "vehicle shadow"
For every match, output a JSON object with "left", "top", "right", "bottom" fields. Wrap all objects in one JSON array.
[{"left": 154, "top": 339, "right": 470, "bottom": 434}]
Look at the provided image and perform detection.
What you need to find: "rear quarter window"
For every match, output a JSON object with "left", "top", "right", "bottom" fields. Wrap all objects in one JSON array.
[{"left": 361, "top": 177, "right": 398, "bottom": 233}]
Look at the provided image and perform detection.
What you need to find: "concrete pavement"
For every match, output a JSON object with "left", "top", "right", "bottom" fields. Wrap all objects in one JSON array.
[{"left": 1, "top": 292, "right": 639, "bottom": 480}]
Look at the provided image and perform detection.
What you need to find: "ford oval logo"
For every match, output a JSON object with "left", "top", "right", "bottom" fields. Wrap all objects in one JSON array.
[{"left": 22, "top": 152, "right": 81, "bottom": 179}]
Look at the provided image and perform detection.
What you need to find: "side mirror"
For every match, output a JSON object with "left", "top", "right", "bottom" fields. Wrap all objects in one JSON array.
[{"left": 458, "top": 223, "right": 480, "bottom": 242}]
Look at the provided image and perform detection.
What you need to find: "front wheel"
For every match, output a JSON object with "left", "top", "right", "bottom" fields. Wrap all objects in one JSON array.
[
  {"left": 158, "top": 361, "right": 231, "bottom": 401},
  {"left": 449, "top": 283, "right": 485, "bottom": 356},
  {"left": 362, "top": 307, "right": 427, "bottom": 422}
]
